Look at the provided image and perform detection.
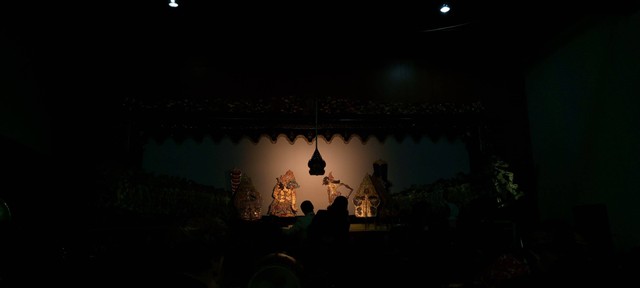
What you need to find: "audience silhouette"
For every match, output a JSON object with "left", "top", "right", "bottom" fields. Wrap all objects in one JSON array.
[
  {"left": 156, "top": 216, "right": 228, "bottom": 288},
  {"left": 247, "top": 252, "right": 303, "bottom": 288},
  {"left": 283, "top": 200, "right": 315, "bottom": 262},
  {"left": 306, "top": 195, "right": 351, "bottom": 288}
]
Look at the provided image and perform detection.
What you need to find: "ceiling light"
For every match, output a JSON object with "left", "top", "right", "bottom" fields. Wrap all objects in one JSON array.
[
  {"left": 440, "top": 4, "right": 450, "bottom": 13},
  {"left": 169, "top": 0, "right": 179, "bottom": 8}
]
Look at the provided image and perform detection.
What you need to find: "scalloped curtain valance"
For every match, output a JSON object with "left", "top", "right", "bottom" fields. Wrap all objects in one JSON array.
[{"left": 123, "top": 96, "right": 486, "bottom": 144}]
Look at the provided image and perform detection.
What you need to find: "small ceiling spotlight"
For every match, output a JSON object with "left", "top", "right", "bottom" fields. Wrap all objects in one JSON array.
[
  {"left": 169, "top": 0, "right": 179, "bottom": 8},
  {"left": 440, "top": 4, "right": 450, "bottom": 13}
]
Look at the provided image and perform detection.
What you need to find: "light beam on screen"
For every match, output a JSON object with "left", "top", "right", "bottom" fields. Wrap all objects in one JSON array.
[
  {"left": 245, "top": 134, "right": 384, "bottom": 215},
  {"left": 142, "top": 134, "right": 468, "bottom": 216}
]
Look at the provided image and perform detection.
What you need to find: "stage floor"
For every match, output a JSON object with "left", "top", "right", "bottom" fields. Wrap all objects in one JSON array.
[{"left": 349, "top": 223, "right": 391, "bottom": 232}]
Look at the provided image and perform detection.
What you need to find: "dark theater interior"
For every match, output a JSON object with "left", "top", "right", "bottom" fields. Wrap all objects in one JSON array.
[{"left": 2, "top": 1, "right": 640, "bottom": 287}]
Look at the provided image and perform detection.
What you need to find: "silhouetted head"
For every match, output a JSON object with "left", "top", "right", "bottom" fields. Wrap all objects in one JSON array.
[
  {"left": 330, "top": 196, "right": 348, "bottom": 211},
  {"left": 300, "top": 200, "right": 314, "bottom": 215},
  {"left": 248, "top": 253, "right": 302, "bottom": 288}
]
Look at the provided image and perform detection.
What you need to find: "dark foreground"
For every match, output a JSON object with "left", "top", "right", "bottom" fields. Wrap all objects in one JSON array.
[{"left": 1, "top": 211, "right": 638, "bottom": 288}]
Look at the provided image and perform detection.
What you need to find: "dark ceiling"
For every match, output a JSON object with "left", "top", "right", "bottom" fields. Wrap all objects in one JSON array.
[
  {"left": 3, "top": 0, "right": 638, "bottom": 142},
  {"left": 4, "top": 1, "right": 629, "bottom": 100}
]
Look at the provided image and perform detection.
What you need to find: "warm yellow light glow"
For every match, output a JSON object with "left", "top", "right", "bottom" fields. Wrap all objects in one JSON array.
[{"left": 143, "top": 134, "right": 470, "bottom": 215}]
